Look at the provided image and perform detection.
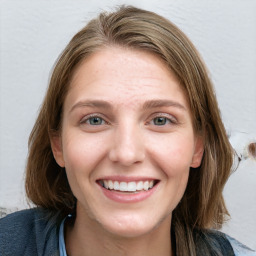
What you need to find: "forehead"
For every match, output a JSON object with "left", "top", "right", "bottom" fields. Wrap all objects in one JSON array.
[{"left": 65, "top": 47, "right": 189, "bottom": 110}]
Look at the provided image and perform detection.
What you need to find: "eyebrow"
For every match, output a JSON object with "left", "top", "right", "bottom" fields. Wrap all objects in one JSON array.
[
  {"left": 70, "top": 100, "right": 113, "bottom": 113},
  {"left": 142, "top": 99, "right": 187, "bottom": 111},
  {"left": 69, "top": 99, "right": 187, "bottom": 113}
]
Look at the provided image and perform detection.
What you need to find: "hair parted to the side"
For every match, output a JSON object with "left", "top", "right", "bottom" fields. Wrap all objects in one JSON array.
[{"left": 25, "top": 6, "right": 234, "bottom": 255}]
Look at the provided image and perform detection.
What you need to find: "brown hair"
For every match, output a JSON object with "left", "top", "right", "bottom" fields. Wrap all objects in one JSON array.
[{"left": 25, "top": 6, "right": 234, "bottom": 255}]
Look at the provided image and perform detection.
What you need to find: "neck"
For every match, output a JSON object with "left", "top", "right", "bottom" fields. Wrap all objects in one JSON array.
[{"left": 65, "top": 209, "right": 173, "bottom": 256}]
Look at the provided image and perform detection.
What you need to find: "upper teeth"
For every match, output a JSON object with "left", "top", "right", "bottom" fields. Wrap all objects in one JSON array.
[{"left": 101, "top": 180, "right": 154, "bottom": 192}]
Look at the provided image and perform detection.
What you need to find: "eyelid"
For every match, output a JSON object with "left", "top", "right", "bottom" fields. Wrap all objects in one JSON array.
[
  {"left": 149, "top": 112, "right": 178, "bottom": 124},
  {"left": 80, "top": 113, "right": 109, "bottom": 125},
  {"left": 79, "top": 112, "right": 177, "bottom": 126}
]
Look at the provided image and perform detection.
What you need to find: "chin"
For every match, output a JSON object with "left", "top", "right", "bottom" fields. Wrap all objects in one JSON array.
[
  {"left": 98, "top": 212, "right": 168, "bottom": 239},
  {"left": 104, "top": 223, "right": 154, "bottom": 238}
]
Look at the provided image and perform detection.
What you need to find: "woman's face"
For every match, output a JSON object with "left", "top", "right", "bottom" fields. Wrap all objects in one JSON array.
[{"left": 52, "top": 47, "right": 203, "bottom": 237}]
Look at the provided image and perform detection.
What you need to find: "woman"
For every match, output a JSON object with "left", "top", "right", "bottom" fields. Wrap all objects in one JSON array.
[{"left": 0, "top": 6, "right": 255, "bottom": 256}]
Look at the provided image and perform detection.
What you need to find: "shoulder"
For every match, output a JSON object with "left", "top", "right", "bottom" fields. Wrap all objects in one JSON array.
[
  {"left": 0, "top": 208, "right": 60, "bottom": 256},
  {"left": 225, "top": 234, "right": 256, "bottom": 256},
  {"left": 196, "top": 229, "right": 256, "bottom": 256},
  {"left": 193, "top": 229, "right": 235, "bottom": 255}
]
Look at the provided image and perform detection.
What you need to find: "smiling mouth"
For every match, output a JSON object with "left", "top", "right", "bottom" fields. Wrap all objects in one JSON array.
[{"left": 98, "top": 180, "right": 159, "bottom": 193}]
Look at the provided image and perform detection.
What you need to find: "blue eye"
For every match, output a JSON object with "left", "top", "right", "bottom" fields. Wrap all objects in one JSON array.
[
  {"left": 153, "top": 117, "right": 169, "bottom": 126},
  {"left": 87, "top": 116, "right": 105, "bottom": 125}
]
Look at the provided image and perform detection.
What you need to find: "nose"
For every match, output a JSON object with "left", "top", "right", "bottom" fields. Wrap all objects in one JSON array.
[{"left": 108, "top": 123, "right": 145, "bottom": 166}]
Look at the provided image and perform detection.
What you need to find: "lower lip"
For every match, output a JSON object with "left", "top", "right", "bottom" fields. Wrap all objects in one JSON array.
[{"left": 99, "top": 183, "right": 159, "bottom": 203}]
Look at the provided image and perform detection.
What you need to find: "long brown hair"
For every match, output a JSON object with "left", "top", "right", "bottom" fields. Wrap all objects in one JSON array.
[{"left": 25, "top": 6, "right": 234, "bottom": 255}]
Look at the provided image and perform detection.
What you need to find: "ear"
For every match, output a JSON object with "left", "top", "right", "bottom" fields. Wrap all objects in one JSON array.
[
  {"left": 190, "top": 136, "right": 204, "bottom": 168},
  {"left": 50, "top": 134, "right": 65, "bottom": 167}
]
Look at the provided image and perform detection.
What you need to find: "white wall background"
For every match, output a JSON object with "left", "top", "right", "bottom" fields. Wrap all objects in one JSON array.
[{"left": 1, "top": 0, "right": 255, "bottom": 250}]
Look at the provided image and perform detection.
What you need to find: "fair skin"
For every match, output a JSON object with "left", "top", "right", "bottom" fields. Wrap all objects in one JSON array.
[{"left": 51, "top": 47, "right": 204, "bottom": 256}]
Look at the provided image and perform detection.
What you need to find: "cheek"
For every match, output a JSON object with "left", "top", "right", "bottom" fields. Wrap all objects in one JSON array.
[
  {"left": 61, "top": 132, "right": 108, "bottom": 200},
  {"left": 148, "top": 133, "right": 195, "bottom": 176},
  {"left": 61, "top": 131, "right": 107, "bottom": 174}
]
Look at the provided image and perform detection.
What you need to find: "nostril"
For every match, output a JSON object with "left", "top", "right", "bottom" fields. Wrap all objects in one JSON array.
[{"left": 108, "top": 145, "right": 145, "bottom": 166}]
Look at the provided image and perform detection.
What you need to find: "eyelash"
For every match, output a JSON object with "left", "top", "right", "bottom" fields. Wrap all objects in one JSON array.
[
  {"left": 147, "top": 113, "right": 177, "bottom": 126},
  {"left": 80, "top": 114, "right": 108, "bottom": 126},
  {"left": 80, "top": 113, "right": 177, "bottom": 127}
]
